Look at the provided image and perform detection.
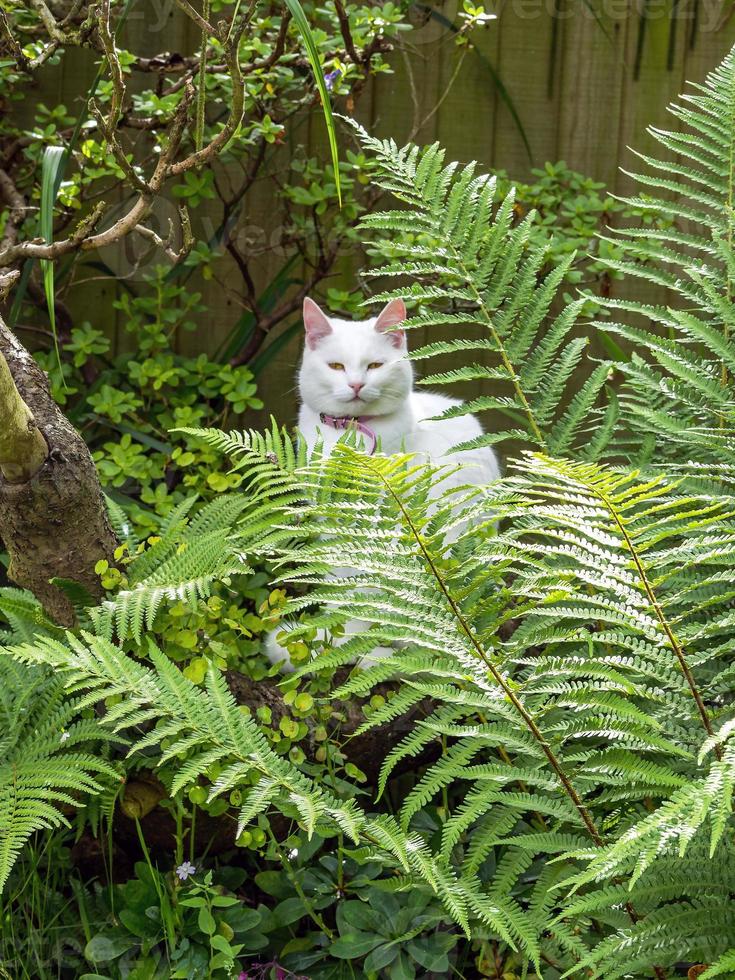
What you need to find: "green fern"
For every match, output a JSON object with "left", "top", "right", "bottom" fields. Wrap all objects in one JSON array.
[
  {"left": 7, "top": 630, "right": 363, "bottom": 838},
  {"left": 200, "top": 433, "right": 735, "bottom": 974},
  {"left": 349, "top": 120, "right": 611, "bottom": 458},
  {"left": 4, "top": 44, "right": 735, "bottom": 980},
  {"left": 0, "top": 588, "right": 62, "bottom": 644},
  {"left": 590, "top": 47, "right": 735, "bottom": 464},
  {"left": 90, "top": 493, "right": 253, "bottom": 643},
  {"left": 2, "top": 629, "right": 485, "bottom": 932},
  {"left": 0, "top": 658, "right": 119, "bottom": 891},
  {"left": 209, "top": 442, "right": 678, "bottom": 965},
  {"left": 702, "top": 948, "right": 735, "bottom": 978},
  {"left": 485, "top": 454, "right": 735, "bottom": 749}
]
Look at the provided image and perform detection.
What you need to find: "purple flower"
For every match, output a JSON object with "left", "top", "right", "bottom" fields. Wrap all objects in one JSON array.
[
  {"left": 324, "top": 69, "right": 341, "bottom": 92},
  {"left": 175, "top": 860, "right": 196, "bottom": 880}
]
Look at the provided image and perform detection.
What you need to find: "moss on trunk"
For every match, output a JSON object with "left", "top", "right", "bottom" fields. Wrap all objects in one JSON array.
[{"left": 0, "top": 313, "right": 118, "bottom": 626}]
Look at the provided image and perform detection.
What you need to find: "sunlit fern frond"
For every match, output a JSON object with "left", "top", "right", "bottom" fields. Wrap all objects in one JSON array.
[
  {"left": 191, "top": 435, "right": 735, "bottom": 970},
  {"left": 90, "top": 494, "right": 252, "bottom": 643},
  {"left": 235, "top": 442, "right": 726, "bottom": 964},
  {"left": 483, "top": 453, "right": 735, "bottom": 750},
  {"left": 702, "top": 949, "right": 735, "bottom": 978},
  {"left": 559, "top": 741, "right": 735, "bottom": 978}
]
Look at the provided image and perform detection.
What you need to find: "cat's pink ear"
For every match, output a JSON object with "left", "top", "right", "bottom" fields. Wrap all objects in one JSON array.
[
  {"left": 303, "top": 297, "right": 333, "bottom": 349},
  {"left": 374, "top": 299, "right": 407, "bottom": 349}
]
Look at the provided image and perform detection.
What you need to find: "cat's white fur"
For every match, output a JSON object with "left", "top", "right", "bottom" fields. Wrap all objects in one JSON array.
[{"left": 264, "top": 297, "right": 500, "bottom": 671}]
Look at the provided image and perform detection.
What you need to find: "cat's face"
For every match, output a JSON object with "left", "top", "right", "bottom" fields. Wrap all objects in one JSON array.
[{"left": 299, "top": 298, "right": 413, "bottom": 417}]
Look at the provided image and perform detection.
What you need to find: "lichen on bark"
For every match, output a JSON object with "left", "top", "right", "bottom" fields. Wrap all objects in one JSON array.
[{"left": 0, "top": 346, "right": 48, "bottom": 483}]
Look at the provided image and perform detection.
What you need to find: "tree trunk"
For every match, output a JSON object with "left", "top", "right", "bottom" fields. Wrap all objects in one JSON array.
[{"left": 0, "top": 311, "right": 118, "bottom": 626}]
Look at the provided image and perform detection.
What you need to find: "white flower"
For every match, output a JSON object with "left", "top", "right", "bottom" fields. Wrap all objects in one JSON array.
[
  {"left": 175, "top": 861, "right": 196, "bottom": 881},
  {"left": 60, "top": 731, "right": 70, "bottom": 743}
]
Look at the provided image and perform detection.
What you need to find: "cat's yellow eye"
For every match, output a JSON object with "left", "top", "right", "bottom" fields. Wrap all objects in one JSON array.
[
  {"left": 328, "top": 362, "right": 344, "bottom": 371},
  {"left": 368, "top": 361, "right": 384, "bottom": 370}
]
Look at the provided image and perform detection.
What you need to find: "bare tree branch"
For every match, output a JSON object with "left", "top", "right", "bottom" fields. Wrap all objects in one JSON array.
[
  {"left": 0, "top": 0, "right": 390, "bottom": 367},
  {"left": 173, "top": 0, "right": 217, "bottom": 37},
  {"left": 0, "top": 78, "right": 196, "bottom": 267},
  {"left": 252, "top": 12, "right": 292, "bottom": 72},
  {"left": 0, "top": 269, "right": 20, "bottom": 300},
  {"left": 28, "top": 0, "right": 67, "bottom": 43},
  {"left": 89, "top": 104, "right": 150, "bottom": 193},
  {"left": 0, "top": 202, "right": 106, "bottom": 265},
  {"left": 134, "top": 205, "right": 194, "bottom": 264},
  {"left": 59, "top": 0, "right": 87, "bottom": 29},
  {"left": 98, "top": 0, "right": 124, "bottom": 131},
  {"left": 169, "top": 31, "right": 245, "bottom": 176},
  {"left": 334, "top": 0, "right": 359, "bottom": 63}
]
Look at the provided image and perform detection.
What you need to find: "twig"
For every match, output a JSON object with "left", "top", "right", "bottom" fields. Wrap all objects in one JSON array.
[
  {"left": 249, "top": 11, "right": 292, "bottom": 73},
  {"left": 0, "top": 76, "right": 195, "bottom": 268},
  {"left": 169, "top": 33, "right": 245, "bottom": 175},
  {"left": 90, "top": 104, "right": 150, "bottom": 193},
  {"left": 59, "top": 0, "right": 87, "bottom": 29},
  {"left": 0, "top": 8, "right": 30, "bottom": 70},
  {"left": 133, "top": 205, "right": 194, "bottom": 264},
  {"left": 28, "top": 0, "right": 66, "bottom": 42},
  {"left": 98, "top": 0, "right": 125, "bottom": 131},
  {"left": 334, "top": 0, "right": 359, "bottom": 63},
  {"left": 173, "top": 0, "right": 217, "bottom": 37},
  {"left": 409, "top": 45, "right": 469, "bottom": 141}
]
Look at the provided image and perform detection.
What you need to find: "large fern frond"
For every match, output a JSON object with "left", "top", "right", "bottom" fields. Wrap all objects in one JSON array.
[
  {"left": 90, "top": 493, "right": 253, "bottom": 642},
  {"left": 2, "top": 629, "right": 484, "bottom": 931},
  {"left": 0, "top": 659, "right": 119, "bottom": 891},
  {"left": 484, "top": 454, "right": 735, "bottom": 749},
  {"left": 593, "top": 46, "right": 735, "bottom": 462},
  {"left": 199, "top": 434, "right": 735, "bottom": 970},
  {"left": 349, "top": 122, "right": 610, "bottom": 458}
]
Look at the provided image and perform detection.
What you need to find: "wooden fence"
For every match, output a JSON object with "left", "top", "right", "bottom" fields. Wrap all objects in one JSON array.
[{"left": 49, "top": 2, "right": 735, "bottom": 428}]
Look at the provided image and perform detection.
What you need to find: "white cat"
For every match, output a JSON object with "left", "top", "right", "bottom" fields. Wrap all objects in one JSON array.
[{"left": 263, "top": 296, "right": 500, "bottom": 671}]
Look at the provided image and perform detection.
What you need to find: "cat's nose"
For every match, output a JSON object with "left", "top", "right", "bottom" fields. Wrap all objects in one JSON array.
[{"left": 348, "top": 381, "right": 365, "bottom": 395}]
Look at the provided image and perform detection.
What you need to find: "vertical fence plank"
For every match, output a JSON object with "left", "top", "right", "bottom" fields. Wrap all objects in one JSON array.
[
  {"left": 491, "top": 0, "right": 562, "bottom": 174},
  {"left": 556, "top": 6, "right": 628, "bottom": 184},
  {"left": 614, "top": 0, "right": 690, "bottom": 195}
]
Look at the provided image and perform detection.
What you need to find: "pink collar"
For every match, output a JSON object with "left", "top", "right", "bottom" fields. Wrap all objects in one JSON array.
[{"left": 319, "top": 413, "right": 377, "bottom": 454}]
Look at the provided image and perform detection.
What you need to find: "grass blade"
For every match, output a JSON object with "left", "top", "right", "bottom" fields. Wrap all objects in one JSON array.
[
  {"left": 39, "top": 145, "right": 65, "bottom": 374},
  {"left": 283, "top": 0, "right": 342, "bottom": 205}
]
